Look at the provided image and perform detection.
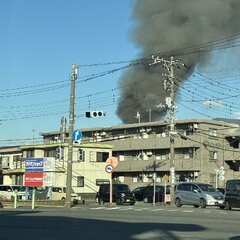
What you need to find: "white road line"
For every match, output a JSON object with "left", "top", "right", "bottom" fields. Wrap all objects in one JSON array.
[
  {"left": 183, "top": 210, "right": 194, "bottom": 213},
  {"left": 89, "top": 207, "right": 105, "bottom": 210},
  {"left": 151, "top": 208, "right": 165, "bottom": 211}
]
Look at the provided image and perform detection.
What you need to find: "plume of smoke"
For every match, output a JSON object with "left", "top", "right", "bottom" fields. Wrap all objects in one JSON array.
[{"left": 117, "top": 0, "right": 240, "bottom": 123}]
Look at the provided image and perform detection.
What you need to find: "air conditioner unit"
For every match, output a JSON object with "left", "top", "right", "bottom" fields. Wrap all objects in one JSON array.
[
  {"left": 140, "top": 128, "right": 146, "bottom": 133},
  {"left": 193, "top": 123, "right": 198, "bottom": 129},
  {"left": 146, "top": 151, "right": 153, "bottom": 156},
  {"left": 146, "top": 128, "right": 152, "bottom": 133}
]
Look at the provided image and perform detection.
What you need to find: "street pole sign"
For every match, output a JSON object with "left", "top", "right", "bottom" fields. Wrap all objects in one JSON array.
[
  {"left": 105, "top": 157, "right": 118, "bottom": 205},
  {"left": 72, "top": 130, "right": 82, "bottom": 141}
]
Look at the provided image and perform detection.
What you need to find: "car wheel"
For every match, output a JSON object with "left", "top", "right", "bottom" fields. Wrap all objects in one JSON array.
[
  {"left": 175, "top": 198, "right": 182, "bottom": 207},
  {"left": 225, "top": 201, "right": 231, "bottom": 210},
  {"left": 194, "top": 205, "right": 199, "bottom": 208},
  {"left": 143, "top": 197, "right": 149, "bottom": 203},
  {"left": 199, "top": 198, "right": 206, "bottom": 208},
  {"left": 130, "top": 202, "right": 135, "bottom": 206},
  {"left": 99, "top": 198, "right": 104, "bottom": 205},
  {"left": 61, "top": 197, "right": 65, "bottom": 201},
  {"left": 219, "top": 206, "right": 225, "bottom": 209}
]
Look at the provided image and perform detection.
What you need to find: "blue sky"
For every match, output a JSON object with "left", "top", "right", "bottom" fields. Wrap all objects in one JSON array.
[
  {"left": 1, "top": 0, "right": 240, "bottom": 146},
  {"left": 0, "top": 0, "right": 138, "bottom": 145}
]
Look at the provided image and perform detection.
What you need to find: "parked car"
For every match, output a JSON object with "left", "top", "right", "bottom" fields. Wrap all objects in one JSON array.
[
  {"left": 98, "top": 183, "right": 135, "bottom": 205},
  {"left": 174, "top": 182, "right": 224, "bottom": 208},
  {"left": 217, "top": 187, "right": 225, "bottom": 195},
  {"left": 0, "top": 185, "right": 29, "bottom": 200},
  {"left": 224, "top": 179, "right": 240, "bottom": 210},
  {"left": 28, "top": 187, "right": 48, "bottom": 200},
  {"left": 142, "top": 185, "right": 170, "bottom": 203},
  {"left": 46, "top": 187, "right": 78, "bottom": 201},
  {"left": 132, "top": 187, "right": 146, "bottom": 201}
]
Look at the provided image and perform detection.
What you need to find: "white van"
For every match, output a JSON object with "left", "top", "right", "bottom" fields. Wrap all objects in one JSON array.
[
  {"left": 47, "top": 187, "right": 78, "bottom": 201},
  {"left": 0, "top": 185, "right": 29, "bottom": 200}
]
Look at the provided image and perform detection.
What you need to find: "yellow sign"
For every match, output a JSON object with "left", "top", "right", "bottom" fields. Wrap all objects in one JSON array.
[{"left": 163, "top": 175, "right": 169, "bottom": 182}]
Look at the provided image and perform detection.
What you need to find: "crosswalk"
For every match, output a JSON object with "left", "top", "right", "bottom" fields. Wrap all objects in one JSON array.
[{"left": 75, "top": 205, "right": 230, "bottom": 215}]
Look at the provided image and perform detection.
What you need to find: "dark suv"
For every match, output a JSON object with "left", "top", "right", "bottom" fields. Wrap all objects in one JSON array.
[
  {"left": 98, "top": 183, "right": 135, "bottom": 205},
  {"left": 224, "top": 179, "right": 240, "bottom": 210},
  {"left": 142, "top": 185, "right": 170, "bottom": 203}
]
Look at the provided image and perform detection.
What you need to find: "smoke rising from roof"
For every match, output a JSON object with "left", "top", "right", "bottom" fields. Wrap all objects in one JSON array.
[{"left": 117, "top": 0, "right": 240, "bottom": 123}]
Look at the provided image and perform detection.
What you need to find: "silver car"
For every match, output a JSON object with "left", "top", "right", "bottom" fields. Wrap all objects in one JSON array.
[{"left": 174, "top": 182, "right": 224, "bottom": 208}]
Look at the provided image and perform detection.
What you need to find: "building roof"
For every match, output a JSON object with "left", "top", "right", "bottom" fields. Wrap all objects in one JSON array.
[{"left": 40, "top": 118, "right": 239, "bottom": 137}]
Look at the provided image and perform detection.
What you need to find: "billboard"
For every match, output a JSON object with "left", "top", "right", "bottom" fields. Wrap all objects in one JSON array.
[
  {"left": 24, "top": 157, "right": 55, "bottom": 187},
  {"left": 24, "top": 172, "right": 43, "bottom": 187},
  {"left": 25, "top": 158, "right": 44, "bottom": 172}
]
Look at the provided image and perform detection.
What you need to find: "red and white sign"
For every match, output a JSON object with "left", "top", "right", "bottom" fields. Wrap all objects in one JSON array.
[
  {"left": 105, "top": 164, "right": 114, "bottom": 174},
  {"left": 24, "top": 172, "right": 43, "bottom": 187},
  {"left": 106, "top": 157, "right": 118, "bottom": 168}
]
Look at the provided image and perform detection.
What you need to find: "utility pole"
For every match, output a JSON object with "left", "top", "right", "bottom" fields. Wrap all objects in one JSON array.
[
  {"left": 65, "top": 64, "right": 78, "bottom": 208},
  {"left": 150, "top": 56, "right": 178, "bottom": 204},
  {"left": 146, "top": 109, "right": 152, "bottom": 122}
]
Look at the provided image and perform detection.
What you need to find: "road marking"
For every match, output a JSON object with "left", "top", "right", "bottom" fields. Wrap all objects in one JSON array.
[
  {"left": 105, "top": 207, "right": 120, "bottom": 210},
  {"left": 183, "top": 210, "right": 194, "bottom": 213},
  {"left": 89, "top": 207, "right": 105, "bottom": 210},
  {"left": 151, "top": 208, "right": 165, "bottom": 211}
]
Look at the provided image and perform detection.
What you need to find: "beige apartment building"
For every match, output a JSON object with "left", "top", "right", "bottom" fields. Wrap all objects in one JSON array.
[
  {"left": 0, "top": 142, "right": 112, "bottom": 195},
  {"left": 41, "top": 118, "right": 240, "bottom": 190}
]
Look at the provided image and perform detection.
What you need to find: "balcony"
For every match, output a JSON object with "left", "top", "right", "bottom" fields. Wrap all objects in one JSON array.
[
  {"left": 108, "top": 134, "right": 202, "bottom": 151},
  {"left": 224, "top": 150, "right": 240, "bottom": 161}
]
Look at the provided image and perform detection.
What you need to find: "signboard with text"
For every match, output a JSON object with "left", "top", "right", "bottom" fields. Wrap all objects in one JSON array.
[
  {"left": 24, "top": 172, "right": 43, "bottom": 187},
  {"left": 25, "top": 158, "right": 44, "bottom": 172},
  {"left": 24, "top": 157, "right": 55, "bottom": 187}
]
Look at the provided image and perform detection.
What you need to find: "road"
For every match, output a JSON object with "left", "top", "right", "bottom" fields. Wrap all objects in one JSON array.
[{"left": 0, "top": 203, "right": 240, "bottom": 240}]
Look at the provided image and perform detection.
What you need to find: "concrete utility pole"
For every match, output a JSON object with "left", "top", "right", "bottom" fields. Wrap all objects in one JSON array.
[
  {"left": 66, "top": 64, "right": 78, "bottom": 208},
  {"left": 150, "top": 56, "right": 178, "bottom": 203}
]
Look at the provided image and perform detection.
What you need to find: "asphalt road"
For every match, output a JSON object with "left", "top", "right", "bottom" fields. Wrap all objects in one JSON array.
[{"left": 1, "top": 203, "right": 240, "bottom": 240}]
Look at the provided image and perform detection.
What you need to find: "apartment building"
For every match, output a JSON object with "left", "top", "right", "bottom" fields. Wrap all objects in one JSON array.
[
  {"left": 41, "top": 118, "right": 240, "bottom": 190},
  {"left": 0, "top": 142, "right": 113, "bottom": 195}
]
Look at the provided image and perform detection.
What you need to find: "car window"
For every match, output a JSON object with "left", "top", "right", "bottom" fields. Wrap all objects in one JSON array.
[
  {"left": 114, "top": 185, "right": 130, "bottom": 192},
  {"left": 178, "top": 184, "right": 191, "bottom": 191},
  {"left": 198, "top": 184, "right": 216, "bottom": 192},
  {"left": 191, "top": 184, "right": 199, "bottom": 192}
]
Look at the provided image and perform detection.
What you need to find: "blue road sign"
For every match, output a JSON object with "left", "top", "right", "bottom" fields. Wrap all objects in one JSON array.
[{"left": 72, "top": 130, "right": 82, "bottom": 141}]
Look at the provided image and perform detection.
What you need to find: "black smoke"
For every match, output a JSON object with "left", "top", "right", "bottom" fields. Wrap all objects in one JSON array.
[{"left": 117, "top": 0, "right": 240, "bottom": 123}]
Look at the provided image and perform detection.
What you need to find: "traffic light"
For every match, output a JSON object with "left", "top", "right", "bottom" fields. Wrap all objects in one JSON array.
[
  {"left": 55, "top": 147, "right": 62, "bottom": 160},
  {"left": 85, "top": 111, "right": 105, "bottom": 118},
  {"left": 77, "top": 149, "right": 85, "bottom": 162}
]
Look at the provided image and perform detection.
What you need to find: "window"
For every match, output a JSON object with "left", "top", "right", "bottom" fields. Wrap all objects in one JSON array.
[
  {"left": 96, "top": 152, "right": 109, "bottom": 162},
  {"left": 209, "top": 128, "right": 217, "bottom": 137},
  {"left": 77, "top": 176, "right": 84, "bottom": 187},
  {"left": 209, "top": 151, "right": 217, "bottom": 160},
  {"left": 44, "top": 149, "right": 56, "bottom": 158},
  {"left": 1, "top": 156, "right": 10, "bottom": 169},
  {"left": 26, "top": 150, "right": 34, "bottom": 158},
  {"left": 183, "top": 149, "right": 193, "bottom": 159}
]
